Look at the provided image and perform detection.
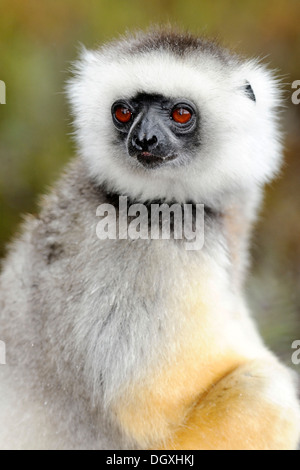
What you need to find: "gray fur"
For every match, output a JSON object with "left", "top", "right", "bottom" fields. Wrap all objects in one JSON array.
[{"left": 0, "top": 158, "right": 230, "bottom": 449}]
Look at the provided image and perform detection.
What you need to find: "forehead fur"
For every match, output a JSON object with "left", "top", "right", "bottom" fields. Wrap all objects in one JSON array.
[
  {"left": 106, "top": 28, "right": 232, "bottom": 62},
  {"left": 69, "top": 29, "right": 279, "bottom": 110}
]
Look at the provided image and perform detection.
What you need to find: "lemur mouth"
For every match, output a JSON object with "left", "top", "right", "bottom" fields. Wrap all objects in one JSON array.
[{"left": 137, "top": 152, "right": 176, "bottom": 169}]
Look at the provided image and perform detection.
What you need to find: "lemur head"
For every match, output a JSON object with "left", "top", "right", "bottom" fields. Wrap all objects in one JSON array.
[{"left": 68, "top": 28, "right": 283, "bottom": 206}]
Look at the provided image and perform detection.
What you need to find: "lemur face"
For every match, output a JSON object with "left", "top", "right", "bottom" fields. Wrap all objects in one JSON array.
[
  {"left": 68, "top": 32, "right": 283, "bottom": 204},
  {"left": 111, "top": 93, "right": 200, "bottom": 170}
]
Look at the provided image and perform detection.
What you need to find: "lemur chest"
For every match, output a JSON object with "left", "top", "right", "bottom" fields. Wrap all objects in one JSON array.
[{"left": 112, "top": 262, "right": 255, "bottom": 448}]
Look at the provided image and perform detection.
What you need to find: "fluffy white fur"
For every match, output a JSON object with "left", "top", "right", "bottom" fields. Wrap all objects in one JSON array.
[{"left": 68, "top": 44, "right": 282, "bottom": 207}]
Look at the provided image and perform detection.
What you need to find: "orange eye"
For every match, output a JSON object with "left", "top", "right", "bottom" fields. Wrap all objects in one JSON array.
[
  {"left": 114, "top": 106, "right": 132, "bottom": 123},
  {"left": 172, "top": 107, "right": 192, "bottom": 124}
]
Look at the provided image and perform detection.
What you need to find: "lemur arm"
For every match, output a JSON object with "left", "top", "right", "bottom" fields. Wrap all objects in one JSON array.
[{"left": 160, "top": 359, "right": 300, "bottom": 450}]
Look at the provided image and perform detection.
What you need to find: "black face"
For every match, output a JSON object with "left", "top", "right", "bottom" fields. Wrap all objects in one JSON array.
[{"left": 111, "top": 93, "right": 200, "bottom": 169}]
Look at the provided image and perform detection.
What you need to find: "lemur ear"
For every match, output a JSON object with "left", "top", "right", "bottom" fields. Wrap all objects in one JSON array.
[{"left": 243, "top": 81, "right": 256, "bottom": 102}]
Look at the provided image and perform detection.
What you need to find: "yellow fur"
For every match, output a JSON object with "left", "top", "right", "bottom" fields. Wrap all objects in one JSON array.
[
  {"left": 114, "top": 258, "right": 299, "bottom": 449},
  {"left": 112, "top": 261, "right": 282, "bottom": 449},
  {"left": 160, "top": 361, "right": 300, "bottom": 450}
]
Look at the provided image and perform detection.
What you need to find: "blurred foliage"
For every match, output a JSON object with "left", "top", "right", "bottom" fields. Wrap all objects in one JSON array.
[{"left": 0, "top": 0, "right": 300, "bottom": 366}]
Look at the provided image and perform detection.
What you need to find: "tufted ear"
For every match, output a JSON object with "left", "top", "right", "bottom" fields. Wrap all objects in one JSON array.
[{"left": 243, "top": 81, "right": 256, "bottom": 102}]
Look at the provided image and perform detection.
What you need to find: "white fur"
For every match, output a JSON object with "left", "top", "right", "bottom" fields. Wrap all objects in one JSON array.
[{"left": 67, "top": 46, "right": 283, "bottom": 206}]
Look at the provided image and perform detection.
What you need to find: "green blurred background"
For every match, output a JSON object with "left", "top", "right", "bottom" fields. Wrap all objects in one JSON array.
[{"left": 0, "top": 0, "right": 300, "bottom": 367}]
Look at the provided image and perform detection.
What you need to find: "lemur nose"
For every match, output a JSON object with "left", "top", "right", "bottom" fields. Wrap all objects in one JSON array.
[{"left": 133, "top": 135, "right": 158, "bottom": 153}]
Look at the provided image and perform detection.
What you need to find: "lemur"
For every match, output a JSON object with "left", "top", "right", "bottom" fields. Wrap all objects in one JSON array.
[{"left": 0, "top": 28, "right": 299, "bottom": 450}]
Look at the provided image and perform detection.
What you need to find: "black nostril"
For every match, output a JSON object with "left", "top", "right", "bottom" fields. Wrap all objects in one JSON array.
[
  {"left": 133, "top": 135, "right": 158, "bottom": 152},
  {"left": 146, "top": 136, "right": 158, "bottom": 149}
]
